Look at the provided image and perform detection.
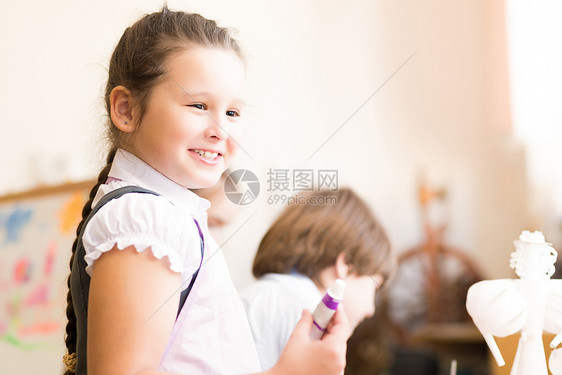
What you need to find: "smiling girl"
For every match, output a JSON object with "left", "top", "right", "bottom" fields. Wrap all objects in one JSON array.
[{"left": 63, "top": 7, "right": 349, "bottom": 375}]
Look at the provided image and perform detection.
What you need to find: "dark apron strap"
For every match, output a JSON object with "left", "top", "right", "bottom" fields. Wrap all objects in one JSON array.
[{"left": 177, "top": 218, "right": 205, "bottom": 318}]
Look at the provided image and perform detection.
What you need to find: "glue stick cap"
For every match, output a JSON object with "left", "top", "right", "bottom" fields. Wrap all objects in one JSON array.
[{"left": 328, "top": 279, "right": 346, "bottom": 300}]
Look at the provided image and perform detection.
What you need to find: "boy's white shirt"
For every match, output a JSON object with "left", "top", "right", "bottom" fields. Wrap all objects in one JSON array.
[{"left": 240, "top": 273, "right": 322, "bottom": 371}]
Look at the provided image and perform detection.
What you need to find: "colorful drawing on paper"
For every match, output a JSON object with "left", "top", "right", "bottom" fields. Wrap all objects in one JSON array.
[
  {"left": 59, "top": 192, "right": 83, "bottom": 235},
  {"left": 0, "top": 188, "right": 87, "bottom": 351},
  {"left": 1, "top": 207, "right": 33, "bottom": 244}
]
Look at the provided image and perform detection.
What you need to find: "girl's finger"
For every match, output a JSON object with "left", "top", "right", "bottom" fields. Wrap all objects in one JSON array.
[
  {"left": 324, "top": 306, "right": 351, "bottom": 341},
  {"left": 289, "top": 309, "right": 313, "bottom": 342}
]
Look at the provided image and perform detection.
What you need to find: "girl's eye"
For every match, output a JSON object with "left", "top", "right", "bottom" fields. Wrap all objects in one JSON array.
[
  {"left": 226, "top": 109, "right": 240, "bottom": 117},
  {"left": 189, "top": 103, "right": 207, "bottom": 110}
]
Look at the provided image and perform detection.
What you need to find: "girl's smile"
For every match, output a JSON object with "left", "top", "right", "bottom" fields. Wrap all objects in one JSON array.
[{"left": 189, "top": 149, "right": 223, "bottom": 165}]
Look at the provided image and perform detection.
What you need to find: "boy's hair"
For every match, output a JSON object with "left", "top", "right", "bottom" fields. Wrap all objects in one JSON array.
[
  {"left": 252, "top": 188, "right": 395, "bottom": 287},
  {"left": 63, "top": 7, "right": 243, "bottom": 374}
]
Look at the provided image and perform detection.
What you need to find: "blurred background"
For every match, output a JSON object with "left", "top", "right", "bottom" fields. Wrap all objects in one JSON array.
[{"left": 0, "top": 0, "right": 561, "bottom": 374}]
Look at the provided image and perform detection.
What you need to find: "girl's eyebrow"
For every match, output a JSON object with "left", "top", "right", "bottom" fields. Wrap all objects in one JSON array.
[
  {"left": 183, "top": 91, "right": 246, "bottom": 106},
  {"left": 233, "top": 98, "right": 247, "bottom": 107},
  {"left": 183, "top": 91, "right": 210, "bottom": 97}
]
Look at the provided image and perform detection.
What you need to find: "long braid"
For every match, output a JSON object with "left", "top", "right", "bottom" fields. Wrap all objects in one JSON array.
[{"left": 63, "top": 148, "right": 117, "bottom": 374}]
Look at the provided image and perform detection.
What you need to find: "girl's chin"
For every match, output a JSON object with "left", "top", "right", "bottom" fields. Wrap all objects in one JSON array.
[
  {"left": 193, "top": 175, "right": 224, "bottom": 189},
  {"left": 173, "top": 175, "right": 221, "bottom": 190}
]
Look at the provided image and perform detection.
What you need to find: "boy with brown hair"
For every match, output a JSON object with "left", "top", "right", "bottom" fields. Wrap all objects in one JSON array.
[{"left": 241, "top": 188, "right": 395, "bottom": 370}]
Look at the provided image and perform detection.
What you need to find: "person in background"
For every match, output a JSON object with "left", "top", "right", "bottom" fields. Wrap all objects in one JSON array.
[{"left": 240, "top": 188, "right": 395, "bottom": 371}]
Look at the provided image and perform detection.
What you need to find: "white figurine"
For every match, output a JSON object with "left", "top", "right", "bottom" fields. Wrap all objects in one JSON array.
[{"left": 466, "top": 231, "right": 562, "bottom": 375}]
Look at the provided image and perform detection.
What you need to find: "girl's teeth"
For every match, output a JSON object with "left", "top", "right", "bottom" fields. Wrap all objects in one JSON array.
[{"left": 194, "top": 150, "right": 219, "bottom": 159}]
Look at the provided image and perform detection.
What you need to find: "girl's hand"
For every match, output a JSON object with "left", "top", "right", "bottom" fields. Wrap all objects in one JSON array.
[{"left": 270, "top": 306, "right": 350, "bottom": 375}]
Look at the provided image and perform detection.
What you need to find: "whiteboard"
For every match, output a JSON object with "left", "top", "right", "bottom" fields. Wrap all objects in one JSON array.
[{"left": 0, "top": 181, "right": 93, "bottom": 375}]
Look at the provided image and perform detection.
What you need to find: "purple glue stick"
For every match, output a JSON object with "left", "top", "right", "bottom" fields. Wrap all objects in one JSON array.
[{"left": 310, "top": 279, "right": 346, "bottom": 340}]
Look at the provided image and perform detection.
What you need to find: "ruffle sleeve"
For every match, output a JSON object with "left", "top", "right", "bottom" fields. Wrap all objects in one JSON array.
[{"left": 82, "top": 193, "right": 202, "bottom": 288}]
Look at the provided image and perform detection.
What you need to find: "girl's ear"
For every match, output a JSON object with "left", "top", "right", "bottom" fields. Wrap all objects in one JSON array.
[
  {"left": 335, "top": 253, "right": 350, "bottom": 280},
  {"left": 110, "top": 86, "right": 136, "bottom": 132}
]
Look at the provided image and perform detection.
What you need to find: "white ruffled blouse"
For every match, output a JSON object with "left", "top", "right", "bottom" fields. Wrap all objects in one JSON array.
[{"left": 82, "top": 149, "right": 261, "bottom": 374}]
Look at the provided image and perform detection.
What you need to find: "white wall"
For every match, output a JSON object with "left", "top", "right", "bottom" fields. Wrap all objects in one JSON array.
[
  {"left": 0, "top": 1, "right": 537, "bottom": 374},
  {"left": 506, "top": 0, "right": 562, "bottom": 246}
]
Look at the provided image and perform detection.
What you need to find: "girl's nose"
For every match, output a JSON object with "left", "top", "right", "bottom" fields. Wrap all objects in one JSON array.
[{"left": 204, "top": 115, "right": 229, "bottom": 140}]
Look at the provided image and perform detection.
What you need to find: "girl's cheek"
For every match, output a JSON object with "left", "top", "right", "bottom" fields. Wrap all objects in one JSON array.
[
  {"left": 227, "top": 142, "right": 239, "bottom": 160},
  {"left": 367, "top": 301, "right": 376, "bottom": 318},
  {"left": 230, "top": 128, "right": 243, "bottom": 150},
  {"left": 230, "top": 127, "right": 244, "bottom": 144}
]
